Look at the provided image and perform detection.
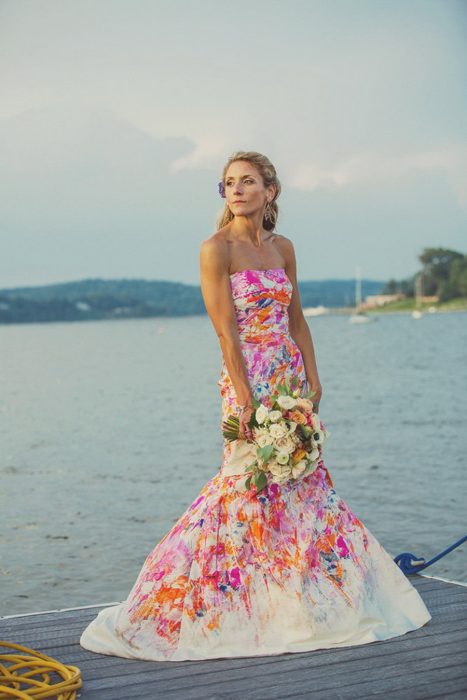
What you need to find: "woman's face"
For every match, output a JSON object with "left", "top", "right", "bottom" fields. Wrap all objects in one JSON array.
[{"left": 224, "top": 161, "right": 272, "bottom": 218}]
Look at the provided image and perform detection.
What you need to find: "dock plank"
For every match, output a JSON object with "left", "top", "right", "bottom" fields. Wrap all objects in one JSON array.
[
  {"left": 1, "top": 575, "right": 466, "bottom": 700},
  {"left": 75, "top": 647, "right": 466, "bottom": 697}
]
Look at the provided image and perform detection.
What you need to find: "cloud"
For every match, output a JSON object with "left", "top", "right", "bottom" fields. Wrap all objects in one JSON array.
[
  {"left": 0, "top": 0, "right": 465, "bottom": 286},
  {"left": 169, "top": 136, "right": 233, "bottom": 174},
  {"left": 290, "top": 144, "right": 467, "bottom": 209}
]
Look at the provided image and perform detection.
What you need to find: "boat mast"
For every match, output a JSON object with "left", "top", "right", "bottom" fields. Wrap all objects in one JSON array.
[
  {"left": 355, "top": 266, "right": 362, "bottom": 310},
  {"left": 415, "top": 271, "right": 423, "bottom": 310}
]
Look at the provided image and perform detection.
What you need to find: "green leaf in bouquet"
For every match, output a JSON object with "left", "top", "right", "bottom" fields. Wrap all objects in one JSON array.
[
  {"left": 257, "top": 444, "right": 274, "bottom": 461},
  {"left": 274, "top": 382, "right": 289, "bottom": 397},
  {"left": 254, "top": 471, "right": 267, "bottom": 492},
  {"left": 299, "top": 424, "right": 313, "bottom": 438},
  {"left": 245, "top": 474, "right": 252, "bottom": 490},
  {"left": 247, "top": 412, "right": 259, "bottom": 430}
]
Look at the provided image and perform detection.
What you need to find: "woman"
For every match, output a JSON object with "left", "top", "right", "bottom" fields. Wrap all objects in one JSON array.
[{"left": 80, "top": 150, "right": 431, "bottom": 662}]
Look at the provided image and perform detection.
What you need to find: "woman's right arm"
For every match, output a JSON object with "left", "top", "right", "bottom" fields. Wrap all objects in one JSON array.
[{"left": 199, "top": 238, "right": 254, "bottom": 412}]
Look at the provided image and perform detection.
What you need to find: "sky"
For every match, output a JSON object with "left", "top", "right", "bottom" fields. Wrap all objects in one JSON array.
[{"left": 0, "top": 0, "right": 466, "bottom": 288}]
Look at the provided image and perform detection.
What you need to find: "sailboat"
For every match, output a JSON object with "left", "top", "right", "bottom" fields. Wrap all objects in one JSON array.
[
  {"left": 349, "top": 266, "right": 371, "bottom": 323},
  {"left": 412, "top": 272, "right": 423, "bottom": 319}
]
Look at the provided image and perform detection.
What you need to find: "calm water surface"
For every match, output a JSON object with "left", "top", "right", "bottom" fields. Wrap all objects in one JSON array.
[{"left": 1, "top": 311, "right": 466, "bottom": 615}]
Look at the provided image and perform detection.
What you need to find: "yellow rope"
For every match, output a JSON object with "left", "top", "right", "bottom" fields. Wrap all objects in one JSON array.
[{"left": 0, "top": 641, "right": 82, "bottom": 699}]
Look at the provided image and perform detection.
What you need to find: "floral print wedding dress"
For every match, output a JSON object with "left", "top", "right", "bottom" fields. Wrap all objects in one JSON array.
[{"left": 80, "top": 267, "right": 431, "bottom": 661}]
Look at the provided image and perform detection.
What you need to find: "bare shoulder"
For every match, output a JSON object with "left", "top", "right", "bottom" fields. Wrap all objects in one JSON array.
[
  {"left": 273, "top": 233, "right": 296, "bottom": 265},
  {"left": 200, "top": 226, "right": 231, "bottom": 250},
  {"left": 199, "top": 230, "right": 229, "bottom": 276},
  {"left": 273, "top": 232, "right": 293, "bottom": 247}
]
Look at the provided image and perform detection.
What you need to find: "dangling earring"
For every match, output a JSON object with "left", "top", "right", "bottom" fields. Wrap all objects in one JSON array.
[{"left": 264, "top": 200, "right": 272, "bottom": 222}]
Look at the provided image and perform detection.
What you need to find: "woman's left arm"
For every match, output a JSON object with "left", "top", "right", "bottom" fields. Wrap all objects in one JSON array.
[{"left": 280, "top": 237, "right": 323, "bottom": 411}]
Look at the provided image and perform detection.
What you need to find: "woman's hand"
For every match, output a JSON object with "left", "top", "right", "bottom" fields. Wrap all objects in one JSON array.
[
  {"left": 309, "top": 379, "right": 323, "bottom": 413},
  {"left": 237, "top": 402, "right": 255, "bottom": 441}
]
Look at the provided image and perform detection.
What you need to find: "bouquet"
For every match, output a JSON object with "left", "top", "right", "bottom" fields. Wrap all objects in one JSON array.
[{"left": 222, "top": 376, "right": 330, "bottom": 493}]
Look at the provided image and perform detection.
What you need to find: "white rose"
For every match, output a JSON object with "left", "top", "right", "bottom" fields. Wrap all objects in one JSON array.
[
  {"left": 253, "top": 426, "right": 266, "bottom": 438},
  {"left": 256, "top": 432, "right": 274, "bottom": 448},
  {"left": 291, "top": 460, "right": 307, "bottom": 479},
  {"left": 286, "top": 420, "right": 297, "bottom": 434},
  {"left": 277, "top": 395, "right": 297, "bottom": 410},
  {"left": 272, "top": 471, "right": 291, "bottom": 485},
  {"left": 308, "top": 447, "right": 320, "bottom": 462},
  {"left": 305, "top": 459, "right": 319, "bottom": 475},
  {"left": 275, "top": 436, "right": 296, "bottom": 454},
  {"left": 268, "top": 461, "right": 290, "bottom": 477},
  {"left": 255, "top": 404, "right": 270, "bottom": 425},
  {"left": 267, "top": 461, "right": 281, "bottom": 476},
  {"left": 272, "top": 476, "right": 285, "bottom": 485},
  {"left": 268, "top": 462, "right": 292, "bottom": 484},
  {"left": 276, "top": 451, "right": 290, "bottom": 465},
  {"left": 312, "top": 413, "right": 321, "bottom": 430},
  {"left": 269, "top": 423, "right": 287, "bottom": 439},
  {"left": 269, "top": 410, "right": 282, "bottom": 423}
]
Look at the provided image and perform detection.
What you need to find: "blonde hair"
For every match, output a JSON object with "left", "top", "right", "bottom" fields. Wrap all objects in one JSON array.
[{"left": 216, "top": 151, "right": 281, "bottom": 232}]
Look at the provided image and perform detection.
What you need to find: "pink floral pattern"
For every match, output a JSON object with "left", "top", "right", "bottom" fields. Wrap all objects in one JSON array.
[{"left": 80, "top": 268, "right": 431, "bottom": 662}]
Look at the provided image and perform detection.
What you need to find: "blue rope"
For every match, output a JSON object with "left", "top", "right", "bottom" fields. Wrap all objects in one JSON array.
[{"left": 394, "top": 535, "right": 467, "bottom": 575}]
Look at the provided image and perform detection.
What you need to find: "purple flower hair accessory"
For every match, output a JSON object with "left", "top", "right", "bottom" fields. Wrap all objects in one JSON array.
[{"left": 218, "top": 180, "right": 226, "bottom": 198}]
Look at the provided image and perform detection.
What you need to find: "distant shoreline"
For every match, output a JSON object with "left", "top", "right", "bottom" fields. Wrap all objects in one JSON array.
[
  {"left": 307, "top": 302, "right": 467, "bottom": 316},
  {"left": 365, "top": 299, "right": 467, "bottom": 315}
]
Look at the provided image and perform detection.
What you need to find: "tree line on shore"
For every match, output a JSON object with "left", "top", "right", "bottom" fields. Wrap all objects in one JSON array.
[
  {"left": 0, "top": 276, "right": 383, "bottom": 324},
  {"left": 382, "top": 247, "right": 467, "bottom": 302},
  {"left": 1, "top": 247, "right": 464, "bottom": 324}
]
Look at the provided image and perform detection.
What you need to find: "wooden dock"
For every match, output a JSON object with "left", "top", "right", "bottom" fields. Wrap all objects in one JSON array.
[{"left": 1, "top": 574, "right": 466, "bottom": 699}]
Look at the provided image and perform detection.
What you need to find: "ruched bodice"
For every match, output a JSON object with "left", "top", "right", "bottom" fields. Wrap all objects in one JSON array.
[
  {"left": 229, "top": 267, "right": 293, "bottom": 344},
  {"left": 217, "top": 268, "right": 307, "bottom": 418}
]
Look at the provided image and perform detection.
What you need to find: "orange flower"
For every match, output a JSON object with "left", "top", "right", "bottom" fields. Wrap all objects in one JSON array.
[
  {"left": 289, "top": 409, "right": 307, "bottom": 425},
  {"left": 292, "top": 448, "right": 307, "bottom": 464}
]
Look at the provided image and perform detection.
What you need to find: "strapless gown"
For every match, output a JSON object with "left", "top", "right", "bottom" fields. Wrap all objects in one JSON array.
[{"left": 79, "top": 267, "right": 431, "bottom": 661}]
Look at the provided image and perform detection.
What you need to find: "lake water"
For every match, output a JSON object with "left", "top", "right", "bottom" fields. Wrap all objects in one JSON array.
[{"left": 1, "top": 310, "right": 466, "bottom": 615}]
